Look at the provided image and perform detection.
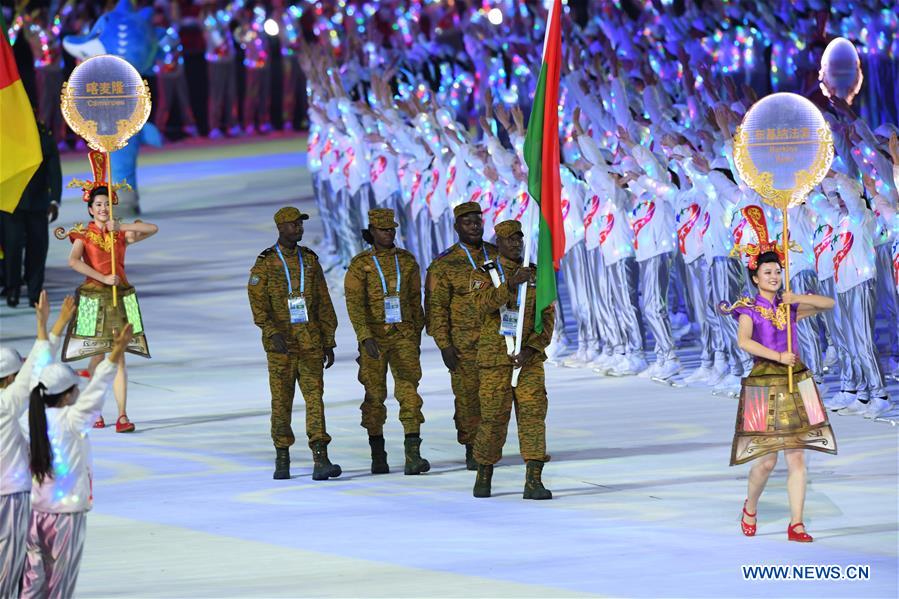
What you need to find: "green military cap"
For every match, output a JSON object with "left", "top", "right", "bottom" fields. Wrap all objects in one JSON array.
[
  {"left": 368, "top": 208, "right": 399, "bottom": 229},
  {"left": 453, "top": 201, "right": 482, "bottom": 219},
  {"left": 494, "top": 219, "right": 522, "bottom": 238},
  {"left": 274, "top": 206, "right": 309, "bottom": 225}
]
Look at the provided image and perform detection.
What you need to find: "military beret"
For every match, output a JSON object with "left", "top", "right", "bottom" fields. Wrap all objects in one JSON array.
[
  {"left": 274, "top": 206, "right": 309, "bottom": 225},
  {"left": 494, "top": 219, "right": 522, "bottom": 238},
  {"left": 368, "top": 208, "right": 399, "bottom": 229},
  {"left": 453, "top": 202, "right": 482, "bottom": 219}
]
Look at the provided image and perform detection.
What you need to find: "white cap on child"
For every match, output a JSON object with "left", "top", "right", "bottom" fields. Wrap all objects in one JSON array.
[
  {"left": 0, "top": 347, "right": 24, "bottom": 378},
  {"left": 37, "top": 363, "right": 80, "bottom": 395}
]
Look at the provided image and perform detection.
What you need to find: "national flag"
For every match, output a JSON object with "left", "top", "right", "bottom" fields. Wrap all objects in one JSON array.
[
  {"left": 523, "top": 0, "right": 564, "bottom": 333},
  {"left": 0, "top": 15, "right": 42, "bottom": 213}
]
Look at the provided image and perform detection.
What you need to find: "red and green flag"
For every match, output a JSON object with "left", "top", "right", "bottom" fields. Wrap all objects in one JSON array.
[
  {"left": 0, "top": 15, "right": 42, "bottom": 214},
  {"left": 523, "top": 0, "right": 564, "bottom": 333}
]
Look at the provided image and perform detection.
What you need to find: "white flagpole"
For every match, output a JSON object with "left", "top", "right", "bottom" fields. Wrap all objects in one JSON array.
[{"left": 511, "top": 202, "right": 535, "bottom": 387}]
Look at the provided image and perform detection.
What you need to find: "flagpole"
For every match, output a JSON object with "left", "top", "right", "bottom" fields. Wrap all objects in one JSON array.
[
  {"left": 782, "top": 207, "right": 793, "bottom": 392},
  {"left": 511, "top": 203, "right": 535, "bottom": 388},
  {"left": 106, "top": 151, "right": 118, "bottom": 307}
]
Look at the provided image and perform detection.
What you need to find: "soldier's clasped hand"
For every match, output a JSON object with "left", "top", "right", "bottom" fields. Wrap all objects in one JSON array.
[
  {"left": 270, "top": 333, "right": 289, "bottom": 354},
  {"left": 362, "top": 338, "right": 380, "bottom": 359},
  {"left": 511, "top": 347, "right": 537, "bottom": 369},
  {"left": 507, "top": 267, "right": 534, "bottom": 288},
  {"left": 441, "top": 346, "right": 461, "bottom": 372}
]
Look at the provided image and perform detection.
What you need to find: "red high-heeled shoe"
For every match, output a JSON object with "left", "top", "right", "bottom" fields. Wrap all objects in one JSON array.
[
  {"left": 787, "top": 522, "right": 813, "bottom": 542},
  {"left": 740, "top": 500, "right": 757, "bottom": 536},
  {"left": 92, "top": 416, "right": 106, "bottom": 429}
]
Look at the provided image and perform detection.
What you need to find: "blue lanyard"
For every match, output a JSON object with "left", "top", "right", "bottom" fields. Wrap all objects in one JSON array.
[
  {"left": 459, "top": 243, "right": 490, "bottom": 270},
  {"left": 495, "top": 260, "right": 525, "bottom": 307},
  {"left": 274, "top": 245, "right": 304, "bottom": 296},
  {"left": 372, "top": 252, "right": 401, "bottom": 296}
]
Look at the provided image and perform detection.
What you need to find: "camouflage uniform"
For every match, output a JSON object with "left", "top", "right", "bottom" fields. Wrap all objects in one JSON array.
[
  {"left": 248, "top": 237, "right": 338, "bottom": 450},
  {"left": 426, "top": 235, "right": 498, "bottom": 445},
  {"left": 345, "top": 229, "right": 426, "bottom": 436},
  {"left": 473, "top": 256, "right": 554, "bottom": 466}
]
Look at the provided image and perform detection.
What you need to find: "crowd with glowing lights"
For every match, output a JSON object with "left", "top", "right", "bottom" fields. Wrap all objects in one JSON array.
[{"left": 299, "top": 0, "right": 899, "bottom": 420}]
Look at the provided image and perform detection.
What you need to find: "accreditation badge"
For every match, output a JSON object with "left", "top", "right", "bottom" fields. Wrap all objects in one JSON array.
[
  {"left": 288, "top": 296, "right": 309, "bottom": 324},
  {"left": 384, "top": 295, "right": 402, "bottom": 324},
  {"left": 499, "top": 306, "right": 518, "bottom": 337}
]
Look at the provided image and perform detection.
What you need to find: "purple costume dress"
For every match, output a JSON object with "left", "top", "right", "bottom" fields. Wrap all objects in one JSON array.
[{"left": 721, "top": 294, "right": 837, "bottom": 465}]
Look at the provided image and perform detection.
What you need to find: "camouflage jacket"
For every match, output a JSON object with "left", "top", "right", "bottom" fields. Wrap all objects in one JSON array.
[
  {"left": 475, "top": 256, "right": 554, "bottom": 367},
  {"left": 345, "top": 247, "right": 425, "bottom": 342},
  {"left": 248, "top": 244, "right": 338, "bottom": 353},
  {"left": 425, "top": 241, "right": 498, "bottom": 352}
]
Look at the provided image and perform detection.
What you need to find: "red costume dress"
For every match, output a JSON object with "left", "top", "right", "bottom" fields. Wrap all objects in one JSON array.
[{"left": 60, "top": 221, "right": 150, "bottom": 361}]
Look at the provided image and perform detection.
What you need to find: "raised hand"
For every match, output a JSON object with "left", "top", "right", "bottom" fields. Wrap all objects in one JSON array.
[
  {"left": 51, "top": 296, "right": 77, "bottom": 338},
  {"left": 494, "top": 103, "right": 513, "bottom": 133},
  {"left": 35, "top": 290, "right": 50, "bottom": 339},
  {"left": 888, "top": 132, "right": 899, "bottom": 165},
  {"left": 511, "top": 106, "right": 525, "bottom": 132},
  {"left": 572, "top": 107, "right": 584, "bottom": 136},
  {"left": 108, "top": 324, "right": 134, "bottom": 364}
]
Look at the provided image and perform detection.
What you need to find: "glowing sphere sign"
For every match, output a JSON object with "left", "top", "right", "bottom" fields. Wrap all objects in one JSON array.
[
  {"left": 733, "top": 93, "right": 834, "bottom": 209},
  {"left": 819, "top": 37, "right": 863, "bottom": 105},
  {"left": 61, "top": 55, "right": 151, "bottom": 152}
]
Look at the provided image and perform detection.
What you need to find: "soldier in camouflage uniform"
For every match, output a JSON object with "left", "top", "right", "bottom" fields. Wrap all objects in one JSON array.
[
  {"left": 471, "top": 219, "right": 553, "bottom": 500},
  {"left": 248, "top": 207, "right": 342, "bottom": 481},
  {"left": 426, "top": 202, "right": 498, "bottom": 470},
  {"left": 345, "top": 208, "right": 430, "bottom": 475}
]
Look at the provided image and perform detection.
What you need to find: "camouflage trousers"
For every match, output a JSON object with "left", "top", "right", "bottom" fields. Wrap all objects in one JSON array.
[
  {"left": 450, "top": 349, "right": 481, "bottom": 445},
  {"left": 357, "top": 333, "right": 425, "bottom": 435},
  {"left": 266, "top": 350, "right": 331, "bottom": 449},
  {"left": 473, "top": 363, "right": 548, "bottom": 465}
]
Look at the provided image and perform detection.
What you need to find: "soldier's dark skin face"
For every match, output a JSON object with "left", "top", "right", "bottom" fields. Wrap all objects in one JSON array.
[
  {"left": 454, "top": 213, "right": 484, "bottom": 246},
  {"left": 277, "top": 219, "right": 304, "bottom": 248},
  {"left": 369, "top": 226, "right": 396, "bottom": 250},
  {"left": 496, "top": 232, "right": 523, "bottom": 263}
]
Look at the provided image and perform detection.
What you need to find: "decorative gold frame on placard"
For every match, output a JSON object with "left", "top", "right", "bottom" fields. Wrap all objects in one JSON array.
[
  {"left": 731, "top": 94, "right": 835, "bottom": 392},
  {"left": 60, "top": 56, "right": 152, "bottom": 153},
  {"left": 732, "top": 125, "right": 834, "bottom": 210}
]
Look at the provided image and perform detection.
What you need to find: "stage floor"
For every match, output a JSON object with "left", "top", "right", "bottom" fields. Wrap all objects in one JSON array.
[{"left": 2, "top": 137, "right": 897, "bottom": 598}]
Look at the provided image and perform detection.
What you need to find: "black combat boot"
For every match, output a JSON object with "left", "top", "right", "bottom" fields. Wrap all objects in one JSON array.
[
  {"left": 465, "top": 444, "right": 477, "bottom": 471},
  {"left": 523, "top": 461, "right": 552, "bottom": 500},
  {"left": 473, "top": 464, "right": 493, "bottom": 498},
  {"left": 403, "top": 434, "right": 430, "bottom": 475},
  {"left": 369, "top": 435, "right": 389, "bottom": 474},
  {"left": 273, "top": 447, "right": 290, "bottom": 480},
  {"left": 311, "top": 441, "right": 342, "bottom": 480}
]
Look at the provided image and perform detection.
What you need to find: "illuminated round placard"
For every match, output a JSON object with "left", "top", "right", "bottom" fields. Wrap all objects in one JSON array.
[
  {"left": 733, "top": 93, "right": 834, "bottom": 209},
  {"left": 819, "top": 37, "right": 863, "bottom": 105},
  {"left": 61, "top": 55, "right": 151, "bottom": 152}
]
